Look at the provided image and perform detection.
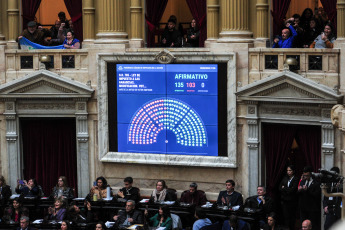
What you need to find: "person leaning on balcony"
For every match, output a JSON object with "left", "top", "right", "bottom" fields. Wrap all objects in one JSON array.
[
  {"left": 18, "top": 21, "right": 48, "bottom": 46},
  {"left": 309, "top": 23, "right": 336, "bottom": 48},
  {"left": 272, "top": 18, "right": 298, "bottom": 48},
  {"left": 63, "top": 30, "right": 80, "bottom": 49}
]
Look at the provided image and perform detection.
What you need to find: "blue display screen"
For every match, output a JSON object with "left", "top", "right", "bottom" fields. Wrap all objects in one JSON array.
[{"left": 116, "top": 64, "right": 218, "bottom": 156}]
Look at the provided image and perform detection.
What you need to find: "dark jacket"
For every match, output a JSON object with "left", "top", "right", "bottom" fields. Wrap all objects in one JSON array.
[
  {"left": 161, "top": 28, "right": 182, "bottom": 47},
  {"left": 180, "top": 190, "right": 207, "bottom": 206},
  {"left": 20, "top": 29, "right": 46, "bottom": 45},
  {"left": 51, "top": 187, "right": 74, "bottom": 200},
  {"left": 323, "top": 182, "right": 342, "bottom": 217},
  {"left": 279, "top": 176, "right": 299, "bottom": 202},
  {"left": 244, "top": 195, "right": 274, "bottom": 220},
  {"left": 217, "top": 190, "right": 243, "bottom": 207},
  {"left": 186, "top": 27, "right": 200, "bottom": 47},
  {"left": 0, "top": 185, "right": 12, "bottom": 205},
  {"left": 298, "top": 179, "right": 321, "bottom": 212},
  {"left": 118, "top": 187, "right": 140, "bottom": 203},
  {"left": 113, "top": 209, "right": 143, "bottom": 229},
  {"left": 15, "top": 186, "right": 39, "bottom": 198}
]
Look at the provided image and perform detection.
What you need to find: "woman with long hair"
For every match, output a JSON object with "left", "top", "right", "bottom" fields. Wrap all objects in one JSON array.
[
  {"left": 145, "top": 205, "right": 172, "bottom": 230},
  {"left": 186, "top": 18, "right": 200, "bottom": 47},
  {"left": 310, "top": 23, "right": 336, "bottom": 48},
  {"left": 89, "top": 176, "right": 112, "bottom": 200},
  {"left": 279, "top": 165, "right": 299, "bottom": 230},
  {"left": 51, "top": 176, "right": 74, "bottom": 199}
]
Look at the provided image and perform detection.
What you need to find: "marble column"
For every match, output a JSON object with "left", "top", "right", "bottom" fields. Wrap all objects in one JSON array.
[
  {"left": 129, "top": 0, "right": 143, "bottom": 47},
  {"left": 7, "top": 0, "right": 19, "bottom": 47},
  {"left": 82, "top": 0, "right": 95, "bottom": 46},
  {"left": 206, "top": 0, "right": 220, "bottom": 44},
  {"left": 4, "top": 101, "right": 20, "bottom": 191},
  {"left": 75, "top": 100, "right": 90, "bottom": 197},
  {"left": 255, "top": 0, "right": 269, "bottom": 47},
  {"left": 95, "top": 0, "right": 128, "bottom": 45},
  {"left": 337, "top": 0, "right": 345, "bottom": 40},
  {"left": 246, "top": 104, "right": 259, "bottom": 196},
  {"left": 218, "top": 0, "right": 253, "bottom": 43},
  {"left": 321, "top": 122, "right": 335, "bottom": 170}
]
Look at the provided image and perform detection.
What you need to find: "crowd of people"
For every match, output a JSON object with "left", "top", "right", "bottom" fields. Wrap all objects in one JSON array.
[
  {"left": 0, "top": 166, "right": 342, "bottom": 230},
  {"left": 18, "top": 11, "right": 80, "bottom": 49},
  {"left": 273, "top": 7, "right": 336, "bottom": 49}
]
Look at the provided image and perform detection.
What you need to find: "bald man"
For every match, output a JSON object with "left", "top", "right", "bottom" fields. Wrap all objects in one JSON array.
[
  {"left": 302, "top": 220, "right": 312, "bottom": 230},
  {"left": 273, "top": 17, "right": 298, "bottom": 48}
]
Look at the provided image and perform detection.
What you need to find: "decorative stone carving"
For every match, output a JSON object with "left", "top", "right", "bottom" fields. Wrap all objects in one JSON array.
[
  {"left": 6, "top": 102, "right": 14, "bottom": 110},
  {"left": 248, "top": 106, "right": 255, "bottom": 114},
  {"left": 77, "top": 102, "right": 86, "bottom": 111},
  {"left": 13, "top": 80, "right": 77, "bottom": 93},
  {"left": 154, "top": 50, "right": 176, "bottom": 64},
  {"left": 261, "top": 107, "right": 321, "bottom": 116},
  {"left": 17, "top": 103, "right": 75, "bottom": 110},
  {"left": 331, "top": 104, "right": 344, "bottom": 127}
]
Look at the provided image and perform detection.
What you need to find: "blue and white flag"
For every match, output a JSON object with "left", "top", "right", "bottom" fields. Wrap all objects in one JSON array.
[{"left": 19, "top": 37, "right": 64, "bottom": 50}]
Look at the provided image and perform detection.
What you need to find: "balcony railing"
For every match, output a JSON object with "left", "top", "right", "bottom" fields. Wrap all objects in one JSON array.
[
  {"left": 249, "top": 48, "right": 340, "bottom": 89},
  {"left": 5, "top": 49, "right": 89, "bottom": 84}
]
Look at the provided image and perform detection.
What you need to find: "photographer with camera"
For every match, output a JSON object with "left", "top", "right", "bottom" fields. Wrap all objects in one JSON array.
[{"left": 323, "top": 167, "right": 343, "bottom": 230}]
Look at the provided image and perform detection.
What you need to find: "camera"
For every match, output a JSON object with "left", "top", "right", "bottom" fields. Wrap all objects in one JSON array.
[{"left": 312, "top": 168, "right": 344, "bottom": 183}]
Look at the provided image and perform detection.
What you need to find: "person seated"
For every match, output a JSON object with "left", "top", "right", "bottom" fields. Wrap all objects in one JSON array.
[
  {"left": 216, "top": 179, "right": 243, "bottom": 208},
  {"left": 60, "top": 220, "right": 71, "bottom": 230},
  {"left": 180, "top": 182, "right": 207, "bottom": 206},
  {"left": 89, "top": 176, "right": 112, "bottom": 200},
  {"left": 150, "top": 180, "right": 175, "bottom": 202},
  {"left": 309, "top": 23, "right": 336, "bottom": 48},
  {"left": 17, "top": 216, "right": 35, "bottom": 230},
  {"left": 18, "top": 21, "right": 48, "bottom": 46},
  {"left": 51, "top": 176, "right": 74, "bottom": 200},
  {"left": 302, "top": 219, "right": 312, "bottom": 230},
  {"left": 15, "top": 178, "right": 39, "bottom": 198},
  {"left": 0, "top": 176, "right": 12, "bottom": 208},
  {"left": 161, "top": 19, "right": 182, "bottom": 47},
  {"left": 186, "top": 19, "right": 200, "bottom": 47},
  {"left": 95, "top": 221, "right": 107, "bottom": 230},
  {"left": 222, "top": 215, "right": 249, "bottom": 230},
  {"left": 243, "top": 185, "right": 274, "bottom": 227},
  {"left": 193, "top": 206, "right": 212, "bottom": 230},
  {"left": 145, "top": 205, "right": 172, "bottom": 230},
  {"left": 46, "top": 197, "right": 67, "bottom": 221},
  {"left": 262, "top": 212, "right": 285, "bottom": 230},
  {"left": 116, "top": 176, "right": 140, "bottom": 203},
  {"left": 2, "top": 198, "right": 29, "bottom": 223},
  {"left": 66, "top": 200, "right": 93, "bottom": 224},
  {"left": 112, "top": 200, "right": 143, "bottom": 229},
  {"left": 272, "top": 18, "right": 297, "bottom": 48},
  {"left": 63, "top": 30, "right": 80, "bottom": 49}
]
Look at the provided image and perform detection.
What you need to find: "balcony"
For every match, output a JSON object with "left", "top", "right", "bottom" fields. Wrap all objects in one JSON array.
[
  {"left": 4, "top": 49, "right": 89, "bottom": 85},
  {"left": 249, "top": 48, "right": 340, "bottom": 90}
]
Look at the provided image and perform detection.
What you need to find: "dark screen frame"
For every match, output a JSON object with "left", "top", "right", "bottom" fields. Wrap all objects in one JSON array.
[{"left": 108, "top": 62, "right": 228, "bottom": 157}]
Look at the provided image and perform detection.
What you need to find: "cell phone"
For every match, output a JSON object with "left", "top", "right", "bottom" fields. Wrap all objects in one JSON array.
[
  {"left": 93, "top": 181, "right": 97, "bottom": 186},
  {"left": 19, "top": 180, "right": 24, "bottom": 185}
]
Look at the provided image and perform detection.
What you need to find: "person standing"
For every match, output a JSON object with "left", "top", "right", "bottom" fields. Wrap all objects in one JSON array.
[{"left": 279, "top": 165, "right": 299, "bottom": 230}]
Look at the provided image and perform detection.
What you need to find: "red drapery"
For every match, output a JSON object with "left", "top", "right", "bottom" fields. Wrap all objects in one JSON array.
[
  {"left": 21, "top": 119, "right": 77, "bottom": 197},
  {"left": 295, "top": 125, "right": 321, "bottom": 174},
  {"left": 21, "top": 0, "right": 41, "bottom": 30},
  {"left": 64, "top": 0, "right": 83, "bottom": 41},
  {"left": 263, "top": 123, "right": 297, "bottom": 197},
  {"left": 186, "top": 0, "right": 207, "bottom": 47},
  {"left": 145, "top": 0, "right": 169, "bottom": 47},
  {"left": 320, "top": 0, "right": 337, "bottom": 33},
  {"left": 270, "top": 0, "right": 291, "bottom": 36}
]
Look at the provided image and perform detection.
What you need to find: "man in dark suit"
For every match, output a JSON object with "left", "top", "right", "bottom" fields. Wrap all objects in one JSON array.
[
  {"left": 298, "top": 166, "right": 321, "bottom": 230},
  {"left": 180, "top": 182, "right": 207, "bottom": 206},
  {"left": 17, "top": 216, "right": 35, "bottom": 230},
  {"left": 117, "top": 177, "right": 140, "bottom": 203},
  {"left": 216, "top": 179, "right": 243, "bottom": 207},
  {"left": 112, "top": 200, "right": 143, "bottom": 229},
  {"left": 243, "top": 185, "right": 274, "bottom": 227}
]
